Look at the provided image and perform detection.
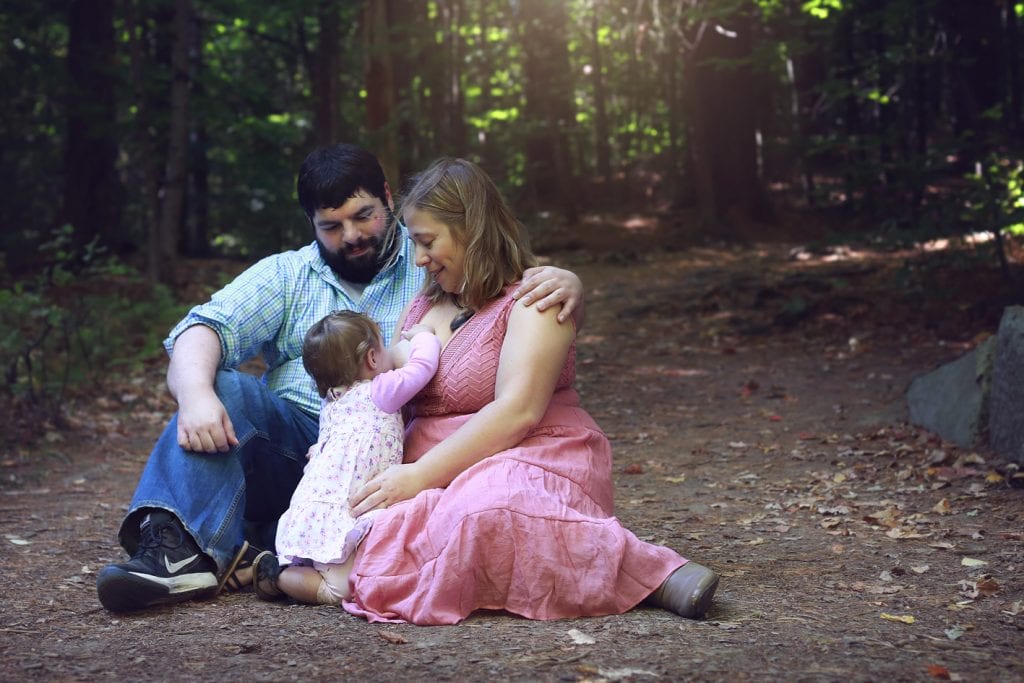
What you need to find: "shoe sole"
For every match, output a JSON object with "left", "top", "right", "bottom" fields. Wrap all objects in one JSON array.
[{"left": 96, "top": 566, "right": 218, "bottom": 613}]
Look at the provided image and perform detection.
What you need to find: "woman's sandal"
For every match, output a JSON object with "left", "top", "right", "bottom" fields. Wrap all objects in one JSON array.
[
  {"left": 645, "top": 562, "right": 720, "bottom": 619},
  {"left": 252, "top": 550, "right": 286, "bottom": 601},
  {"left": 217, "top": 541, "right": 263, "bottom": 593}
]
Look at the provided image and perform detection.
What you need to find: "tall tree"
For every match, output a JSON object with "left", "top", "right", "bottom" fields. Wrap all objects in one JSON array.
[
  {"left": 154, "top": 0, "right": 193, "bottom": 281},
  {"left": 519, "top": 0, "right": 578, "bottom": 222},
  {"left": 590, "top": 0, "right": 612, "bottom": 186},
  {"left": 685, "top": 6, "right": 772, "bottom": 232},
  {"left": 364, "top": 0, "right": 399, "bottom": 185},
  {"left": 63, "top": 0, "right": 120, "bottom": 252},
  {"left": 310, "top": 2, "right": 341, "bottom": 146}
]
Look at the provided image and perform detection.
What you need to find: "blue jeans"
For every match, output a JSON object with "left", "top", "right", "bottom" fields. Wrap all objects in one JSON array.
[{"left": 119, "top": 370, "right": 318, "bottom": 571}]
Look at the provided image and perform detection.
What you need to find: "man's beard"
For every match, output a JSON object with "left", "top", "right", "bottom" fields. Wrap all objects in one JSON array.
[{"left": 316, "top": 235, "right": 389, "bottom": 284}]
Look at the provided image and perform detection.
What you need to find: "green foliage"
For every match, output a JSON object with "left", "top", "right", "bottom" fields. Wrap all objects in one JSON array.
[{"left": 0, "top": 226, "right": 185, "bottom": 415}]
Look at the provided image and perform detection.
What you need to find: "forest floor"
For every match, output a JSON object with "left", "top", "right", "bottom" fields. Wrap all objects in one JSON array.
[{"left": 1, "top": 211, "right": 1022, "bottom": 682}]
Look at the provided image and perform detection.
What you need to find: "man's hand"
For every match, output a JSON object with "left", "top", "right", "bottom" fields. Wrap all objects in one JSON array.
[
  {"left": 349, "top": 462, "right": 429, "bottom": 516},
  {"left": 175, "top": 390, "right": 239, "bottom": 453},
  {"left": 513, "top": 266, "right": 585, "bottom": 326}
]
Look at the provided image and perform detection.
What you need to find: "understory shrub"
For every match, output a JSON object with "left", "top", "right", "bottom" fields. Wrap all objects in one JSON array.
[{"left": 0, "top": 226, "right": 185, "bottom": 422}]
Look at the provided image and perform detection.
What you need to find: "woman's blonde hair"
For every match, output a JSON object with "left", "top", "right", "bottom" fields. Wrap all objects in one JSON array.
[
  {"left": 302, "top": 311, "right": 382, "bottom": 397},
  {"left": 400, "top": 158, "right": 537, "bottom": 311}
]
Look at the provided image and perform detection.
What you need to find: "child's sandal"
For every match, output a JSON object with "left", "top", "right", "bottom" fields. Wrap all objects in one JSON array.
[
  {"left": 252, "top": 550, "right": 285, "bottom": 601},
  {"left": 217, "top": 541, "right": 262, "bottom": 593}
]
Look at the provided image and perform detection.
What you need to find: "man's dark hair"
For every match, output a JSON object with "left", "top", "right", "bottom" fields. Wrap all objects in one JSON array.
[{"left": 297, "top": 144, "right": 388, "bottom": 220}]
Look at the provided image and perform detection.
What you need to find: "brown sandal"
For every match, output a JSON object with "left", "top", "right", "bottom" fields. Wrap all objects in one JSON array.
[
  {"left": 217, "top": 541, "right": 263, "bottom": 593},
  {"left": 252, "top": 550, "right": 285, "bottom": 601}
]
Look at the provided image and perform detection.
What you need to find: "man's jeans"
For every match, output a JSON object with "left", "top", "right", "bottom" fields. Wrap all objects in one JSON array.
[{"left": 119, "top": 370, "right": 318, "bottom": 571}]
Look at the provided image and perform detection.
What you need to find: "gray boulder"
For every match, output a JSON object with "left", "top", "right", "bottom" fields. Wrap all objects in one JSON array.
[
  {"left": 989, "top": 306, "right": 1024, "bottom": 464},
  {"left": 907, "top": 336, "right": 996, "bottom": 448}
]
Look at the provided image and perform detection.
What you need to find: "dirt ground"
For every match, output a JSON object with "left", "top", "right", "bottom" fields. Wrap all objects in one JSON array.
[{"left": 1, "top": 214, "right": 1022, "bottom": 682}]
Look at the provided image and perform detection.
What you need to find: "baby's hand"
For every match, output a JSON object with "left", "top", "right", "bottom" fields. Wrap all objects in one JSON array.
[{"left": 402, "top": 324, "right": 435, "bottom": 340}]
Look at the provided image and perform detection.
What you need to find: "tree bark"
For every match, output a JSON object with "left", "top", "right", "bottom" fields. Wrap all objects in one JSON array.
[
  {"left": 591, "top": 0, "right": 612, "bottom": 185},
  {"left": 519, "top": 0, "right": 578, "bottom": 222},
  {"left": 63, "top": 0, "right": 120, "bottom": 253},
  {"left": 156, "top": 0, "right": 192, "bottom": 278},
  {"left": 364, "top": 0, "right": 399, "bottom": 185},
  {"left": 313, "top": 2, "right": 341, "bottom": 146},
  {"left": 686, "top": 10, "right": 772, "bottom": 234}
]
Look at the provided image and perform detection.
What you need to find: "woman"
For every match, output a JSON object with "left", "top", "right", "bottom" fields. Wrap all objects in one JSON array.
[{"left": 305, "top": 158, "right": 718, "bottom": 624}]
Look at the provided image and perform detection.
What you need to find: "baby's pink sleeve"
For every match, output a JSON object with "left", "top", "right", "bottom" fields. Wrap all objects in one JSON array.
[{"left": 370, "top": 333, "right": 441, "bottom": 413}]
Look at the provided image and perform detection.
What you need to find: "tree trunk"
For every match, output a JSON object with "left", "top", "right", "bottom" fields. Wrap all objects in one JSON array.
[
  {"left": 63, "top": 0, "right": 120, "bottom": 253},
  {"left": 390, "top": 0, "right": 424, "bottom": 179},
  {"left": 313, "top": 2, "right": 341, "bottom": 146},
  {"left": 519, "top": 0, "right": 578, "bottom": 222},
  {"left": 591, "top": 0, "right": 612, "bottom": 185},
  {"left": 687, "top": 9, "right": 772, "bottom": 234},
  {"left": 1005, "top": 0, "right": 1021, "bottom": 135},
  {"left": 186, "top": 9, "right": 209, "bottom": 256},
  {"left": 156, "top": 0, "right": 192, "bottom": 279},
  {"left": 364, "top": 0, "right": 399, "bottom": 185}
]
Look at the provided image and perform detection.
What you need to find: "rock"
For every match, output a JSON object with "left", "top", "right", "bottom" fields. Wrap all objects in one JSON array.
[
  {"left": 907, "top": 336, "right": 996, "bottom": 448},
  {"left": 989, "top": 306, "right": 1024, "bottom": 465}
]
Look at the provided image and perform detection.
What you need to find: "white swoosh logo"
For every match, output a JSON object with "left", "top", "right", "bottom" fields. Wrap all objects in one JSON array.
[{"left": 164, "top": 554, "right": 198, "bottom": 574}]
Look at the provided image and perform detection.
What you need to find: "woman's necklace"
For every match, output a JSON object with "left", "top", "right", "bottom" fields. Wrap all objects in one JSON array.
[{"left": 450, "top": 307, "right": 474, "bottom": 332}]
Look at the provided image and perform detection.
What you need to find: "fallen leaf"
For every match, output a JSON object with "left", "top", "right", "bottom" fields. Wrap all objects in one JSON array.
[
  {"left": 567, "top": 628, "right": 596, "bottom": 645},
  {"left": 910, "top": 565, "right": 930, "bottom": 574},
  {"left": 622, "top": 463, "right": 644, "bottom": 475},
  {"left": 663, "top": 475, "right": 686, "bottom": 483},
  {"left": 960, "top": 557, "right": 987, "bottom": 567},
  {"left": 928, "top": 541, "right": 955, "bottom": 550},
  {"left": 944, "top": 626, "right": 964, "bottom": 640},
  {"left": 1002, "top": 601, "right": 1022, "bottom": 616},
  {"left": 377, "top": 630, "right": 407, "bottom": 645},
  {"left": 880, "top": 613, "right": 916, "bottom": 624},
  {"left": 712, "top": 621, "right": 743, "bottom": 630},
  {"left": 931, "top": 498, "right": 954, "bottom": 515},
  {"left": 597, "top": 667, "right": 658, "bottom": 680},
  {"left": 885, "top": 527, "right": 929, "bottom": 539},
  {"left": 729, "top": 441, "right": 748, "bottom": 449},
  {"left": 927, "top": 664, "right": 951, "bottom": 679},
  {"left": 975, "top": 577, "right": 1000, "bottom": 597}
]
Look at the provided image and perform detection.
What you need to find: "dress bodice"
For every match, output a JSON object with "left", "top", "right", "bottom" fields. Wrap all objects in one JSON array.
[{"left": 402, "top": 286, "right": 576, "bottom": 418}]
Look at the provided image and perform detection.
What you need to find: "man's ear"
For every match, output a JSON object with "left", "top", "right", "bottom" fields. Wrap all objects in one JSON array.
[{"left": 384, "top": 182, "right": 394, "bottom": 211}]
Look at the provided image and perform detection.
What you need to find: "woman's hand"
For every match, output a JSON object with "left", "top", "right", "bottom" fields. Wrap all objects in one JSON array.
[
  {"left": 513, "top": 266, "right": 585, "bottom": 326},
  {"left": 350, "top": 462, "right": 429, "bottom": 516}
]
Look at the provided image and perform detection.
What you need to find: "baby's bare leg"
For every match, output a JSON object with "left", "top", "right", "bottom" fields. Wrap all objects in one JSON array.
[{"left": 278, "top": 557, "right": 354, "bottom": 605}]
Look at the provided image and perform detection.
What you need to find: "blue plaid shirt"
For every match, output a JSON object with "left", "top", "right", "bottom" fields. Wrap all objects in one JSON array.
[{"left": 164, "top": 227, "right": 424, "bottom": 417}]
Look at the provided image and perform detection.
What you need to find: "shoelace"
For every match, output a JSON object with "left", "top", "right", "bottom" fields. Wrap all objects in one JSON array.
[{"left": 135, "top": 519, "right": 185, "bottom": 555}]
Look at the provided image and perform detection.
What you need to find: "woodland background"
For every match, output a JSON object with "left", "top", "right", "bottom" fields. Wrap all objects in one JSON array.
[{"left": 2, "top": 0, "right": 1024, "bottom": 431}]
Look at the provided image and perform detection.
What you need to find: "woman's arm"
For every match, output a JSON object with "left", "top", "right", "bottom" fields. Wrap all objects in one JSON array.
[{"left": 349, "top": 300, "right": 574, "bottom": 515}]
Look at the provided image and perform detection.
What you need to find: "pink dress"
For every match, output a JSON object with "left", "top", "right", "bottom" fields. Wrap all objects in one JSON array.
[
  {"left": 344, "top": 287, "right": 687, "bottom": 624},
  {"left": 275, "top": 333, "right": 440, "bottom": 567}
]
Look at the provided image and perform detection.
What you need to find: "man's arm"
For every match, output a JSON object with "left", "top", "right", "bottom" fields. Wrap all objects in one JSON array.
[
  {"left": 513, "top": 266, "right": 585, "bottom": 329},
  {"left": 167, "top": 324, "right": 239, "bottom": 453}
]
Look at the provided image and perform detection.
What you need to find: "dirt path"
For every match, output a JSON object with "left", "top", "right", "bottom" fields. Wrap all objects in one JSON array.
[{"left": 2, "top": 229, "right": 1022, "bottom": 682}]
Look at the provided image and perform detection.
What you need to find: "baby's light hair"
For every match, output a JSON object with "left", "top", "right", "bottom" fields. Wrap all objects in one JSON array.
[{"left": 302, "top": 311, "right": 382, "bottom": 397}]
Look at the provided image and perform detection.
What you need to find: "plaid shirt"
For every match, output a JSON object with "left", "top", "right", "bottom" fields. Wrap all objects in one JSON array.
[{"left": 164, "top": 228, "right": 424, "bottom": 417}]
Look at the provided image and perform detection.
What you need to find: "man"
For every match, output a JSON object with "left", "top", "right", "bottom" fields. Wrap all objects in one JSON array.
[{"left": 96, "top": 144, "right": 584, "bottom": 612}]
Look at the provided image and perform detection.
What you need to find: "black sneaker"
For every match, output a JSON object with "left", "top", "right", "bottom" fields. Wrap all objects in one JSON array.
[{"left": 96, "top": 511, "right": 218, "bottom": 612}]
